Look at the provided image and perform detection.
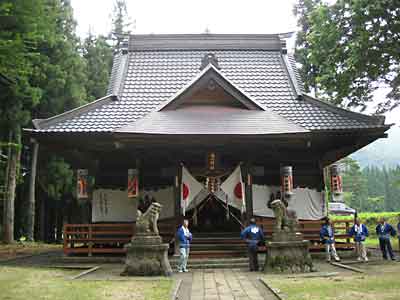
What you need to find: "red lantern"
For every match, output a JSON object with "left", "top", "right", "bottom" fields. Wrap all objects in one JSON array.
[{"left": 127, "top": 169, "right": 139, "bottom": 198}]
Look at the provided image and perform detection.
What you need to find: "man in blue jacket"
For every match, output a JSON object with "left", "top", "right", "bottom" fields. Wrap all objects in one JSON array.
[
  {"left": 320, "top": 218, "right": 340, "bottom": 262},
  {"left": 348, "top": 218, "right": 369, "bottom": 261},
  {"left": 176, "top": 219, "right": 192, "bottom": 272},
  {"left": 240, "top": 218, "right": 264, "bottom": 271},
  {"left": 376, "top": 217, "right": 396, "bottom": 260},
  {"left": 397, "top": 214, "right": 400, "bottom": 252}
]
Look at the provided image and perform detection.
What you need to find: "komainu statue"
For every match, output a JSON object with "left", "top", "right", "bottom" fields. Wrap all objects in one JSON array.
[
  {"left": 269, "top": 199, "right": 288, "bottom": 232},
  {"left": 136, "top": 202, "right": 162, "bottom": 235},
  {"left": 122, "top": 200, "right": 172, "bottom": 277}
]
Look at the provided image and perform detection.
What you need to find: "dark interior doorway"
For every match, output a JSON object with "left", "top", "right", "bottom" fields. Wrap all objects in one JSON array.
[{"left": 188, "top": 195, "right": 242, "bottom": 233}]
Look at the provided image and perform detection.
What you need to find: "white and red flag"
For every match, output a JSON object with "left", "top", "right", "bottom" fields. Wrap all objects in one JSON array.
[
  {"left": 220, "top": 165, "right": 246, "bottom": 213},
  {"left": 181, "top": 166, "right": 204, "bottom": 216}
]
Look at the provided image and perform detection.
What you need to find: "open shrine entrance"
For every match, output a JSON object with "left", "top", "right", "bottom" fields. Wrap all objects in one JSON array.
[{"left": 185, "top": 194, "right": 243, "bottom": 233}]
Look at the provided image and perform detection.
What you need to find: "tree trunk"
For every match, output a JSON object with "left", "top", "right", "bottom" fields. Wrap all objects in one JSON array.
[
  {"left": 3, "top": 130, "right": 21, "bottom": 243},
  {"left": 26, "top": 141, "right": 39, "bottom": 241}
]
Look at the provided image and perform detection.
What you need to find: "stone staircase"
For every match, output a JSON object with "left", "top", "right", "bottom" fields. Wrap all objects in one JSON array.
[
  {"left": 170, "top": 257, "right": 251, "bottom": 269},
  {"left": 185, "top": 231, "right": 247, "bottom": 259}
]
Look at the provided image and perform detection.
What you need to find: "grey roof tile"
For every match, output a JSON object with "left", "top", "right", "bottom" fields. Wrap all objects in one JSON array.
[{"left": 33, "top": 35, "right": 387, "bottom": 133}]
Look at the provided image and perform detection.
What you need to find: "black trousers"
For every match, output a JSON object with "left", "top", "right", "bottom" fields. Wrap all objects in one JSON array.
[
  {"left": 379, "top": 238, "right": 394, "bottom": 259},
  {"left": 248, "top": 247, "right": 259, "bottom": 271}
]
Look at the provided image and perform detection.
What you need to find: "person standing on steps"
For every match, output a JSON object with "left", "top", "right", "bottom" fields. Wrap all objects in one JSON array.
[
  {"left": 177, "top": 219, "right": 192, "bottom": 272},
  {"left": 348, "top": 218, "right": 369, "bottom": 261},
  {"left": 376, "top": 217, "right": 397, "bottom": 261},
  {"left": 320, "top": 217, "right": 340, "bottom": 262},
  {"left": 240, "top": 218, "right": 265, "bottom": 272}
]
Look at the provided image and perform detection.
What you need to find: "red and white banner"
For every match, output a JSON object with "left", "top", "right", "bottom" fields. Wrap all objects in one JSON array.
[
  {"left": 181, "top": 166, "right": 204, "bottom": 216},
  {"left": 127, "top": 169, "right": 139, "bottom": 198},
  {"left": 77, "top": 169, "right": 89, "bottom": 199},
  {"left": 220, "top": 165, "right": 246, "bottom": 212}
]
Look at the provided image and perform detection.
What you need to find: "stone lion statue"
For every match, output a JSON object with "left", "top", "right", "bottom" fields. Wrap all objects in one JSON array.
[
  {"left": 270, "top": 199, "right": 288, "bottom": 232},
  {"left": 136, "top": 202, "right": 162, "bottom": 235}
]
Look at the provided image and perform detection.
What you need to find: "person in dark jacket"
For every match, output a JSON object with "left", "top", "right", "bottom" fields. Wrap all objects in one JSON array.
[
  {"left": 397, "top": 215, "right": 400, "bottom": 252},
  {"left": 348, "top": 218, "right": 369, "bottom": 261},
  {"left": 376, "top": 217, "right": 397, "bottom": 260},
  {"left": 176, "top": 219, "right": 192, "bottom": 272},
  {"left": 240, "top": 218, "right": 264, "bottom": 271},
  {"left": 320, "top": 218, "right": 340, "bottom": 262}
]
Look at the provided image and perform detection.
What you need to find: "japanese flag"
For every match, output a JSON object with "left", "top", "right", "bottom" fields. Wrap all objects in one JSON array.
[
  {"left": 220, "top": 165, "right": 246, "bottom": 213},
  {"left": 181, "top": 166, "right": 204, "bottom": 216}
]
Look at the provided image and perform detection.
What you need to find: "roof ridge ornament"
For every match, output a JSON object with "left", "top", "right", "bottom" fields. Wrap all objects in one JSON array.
[{"left": 200, "top": 52, "right": 220, "bottom": 70}]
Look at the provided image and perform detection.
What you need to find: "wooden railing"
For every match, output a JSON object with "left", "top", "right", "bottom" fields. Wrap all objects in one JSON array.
[
  {"left": 63, "top": 218, "right": 354, "bottom": 256},
  {"left": 63, "top": 218, "right": 177, "bottom": 256}
]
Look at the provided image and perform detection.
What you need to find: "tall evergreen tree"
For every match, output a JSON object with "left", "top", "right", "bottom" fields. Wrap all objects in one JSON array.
[
  {"left": 110, "top": 0, "right": 132, "bottom": 49},
  {"left": 0, "top": 0, "right": 49, "bottom": 243},
  {"left": 82, "top": 34, "right": 113, "bottom": 101}
]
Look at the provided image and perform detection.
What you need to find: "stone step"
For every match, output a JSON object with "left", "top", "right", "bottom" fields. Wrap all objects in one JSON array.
[
  {"left": 191, "top": 237, "right": 244, "bottom": 244},
  {"left": 188, "top": 250, "right": 247, "bottom": 259},
  {"left": 190, "top": 243, "right": 247, "bottom": 251},
  {"left": 170, "top": 257, "right": 249, "bottom": 265},
  {"left": 192, "top": 232, "right": 240, "bottom": 238},
  {"left": 170, "top": 257, "right": 253, "bottom": 269},
  {"left": 172, "top": 262, "right": 249, "bottom": 269}
]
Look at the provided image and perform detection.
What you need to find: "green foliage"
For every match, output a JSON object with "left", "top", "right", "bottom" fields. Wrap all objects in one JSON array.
[
  {"left": 295, "top": 0, "right": 400, "bottom": 112},
  {"left": 82, "top": 34, "right": 113, "bottom": 101},
  {"left": 341, "top": 157, "right": 368, "bottom": 211},
  {"left": 0, "top": 1, "right": 47, "bottom": 133},
  {"left": 38, "top": 156, "right": 73, "bottom": 201},
  {"left": 31, "top": 0, "right": 88, "bottom": 119},
  {"left": 339, "top": 157, "right": 400, "bottom": 212},
  {"left": 110, "top": 0, "right": 132, "bottom": 48}
]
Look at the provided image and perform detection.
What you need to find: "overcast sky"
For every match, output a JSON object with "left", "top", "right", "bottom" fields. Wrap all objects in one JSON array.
[
  {"left": 71, "top": 0, "right": 298, "bottom": 38},
  {"left": 70, "top": 0, "right": 398, "bottom": 124}
]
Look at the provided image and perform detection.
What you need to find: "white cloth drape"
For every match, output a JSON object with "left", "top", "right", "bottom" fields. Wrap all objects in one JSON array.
[
  {"left": 92, "top": 186, "right": 175, "bottom": 222},
  {"left": 252, "top": 185, "right": 326, "bottom": 220}
]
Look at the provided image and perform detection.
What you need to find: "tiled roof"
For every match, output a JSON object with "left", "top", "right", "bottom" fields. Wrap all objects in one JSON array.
[
  {"left": 32, "top": 34, "right": 387, "bottom": 133},
  {"left": 117, "top": 106, "right": 309, "bottom": 135}
]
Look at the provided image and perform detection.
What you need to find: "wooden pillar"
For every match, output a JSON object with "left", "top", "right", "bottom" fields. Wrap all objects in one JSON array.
[
  {"left": 173, "top": 164, "right": 182, "bottom": 255},
  {"left": 174, "top": 164, "right": 182, "bottom": 222},
  {"left": 244, "top": 164, "right": 253, "bottom": 224},
  {"left": 27, "top": 140, "right": 39, "bottom": 241}
]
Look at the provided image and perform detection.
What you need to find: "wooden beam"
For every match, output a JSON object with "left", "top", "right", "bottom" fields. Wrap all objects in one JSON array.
[{"left": 243, "top": 163, "right": 253, "bottom": 222}]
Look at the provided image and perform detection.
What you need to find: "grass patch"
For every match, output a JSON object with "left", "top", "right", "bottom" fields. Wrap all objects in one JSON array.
[
  {"left": 0, "top": 266, "right": 172, "bottom": 300},
  {"left": 264, "top": 263, "right": 400, "bottom": 300},
  {"left": 0, "top": 242, "right": 62, "bottom": 260}
]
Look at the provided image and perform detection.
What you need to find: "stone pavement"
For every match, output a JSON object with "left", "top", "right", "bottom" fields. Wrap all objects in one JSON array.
[{"left": 187, "top": 269, "right": 275, "bottom": 300}]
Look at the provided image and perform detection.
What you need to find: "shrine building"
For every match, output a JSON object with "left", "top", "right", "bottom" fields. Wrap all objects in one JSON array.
[{"left": 24, "top": 34, "right": 390, "bottom": 257}]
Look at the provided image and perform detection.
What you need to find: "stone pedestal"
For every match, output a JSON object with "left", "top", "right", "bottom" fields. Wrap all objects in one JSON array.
[
  {"left": 121, "top": 234, "right": 172, "bottom": 276},
  {"left": 264, "top": 239, "right": 314, "bottom": 273}
]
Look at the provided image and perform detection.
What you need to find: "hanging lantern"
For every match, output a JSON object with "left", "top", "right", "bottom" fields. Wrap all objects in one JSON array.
[
  {"left": 207, "top": 152, "right": 216, "bottom": 170},
  {"left": 206, "top": 176, "right": 218, "bottom": 193},
  {"left": 127, "top": 169, "right": 139, "bottom": 198},
  {"left": 280, "top": 166, "right": 293, "bottom": 200},
  {"left": 330, "top": 164, "right": 343, "bottom": 202},
  {"left": 77, "top": 169, "right": 89, "bottom": 199}
]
